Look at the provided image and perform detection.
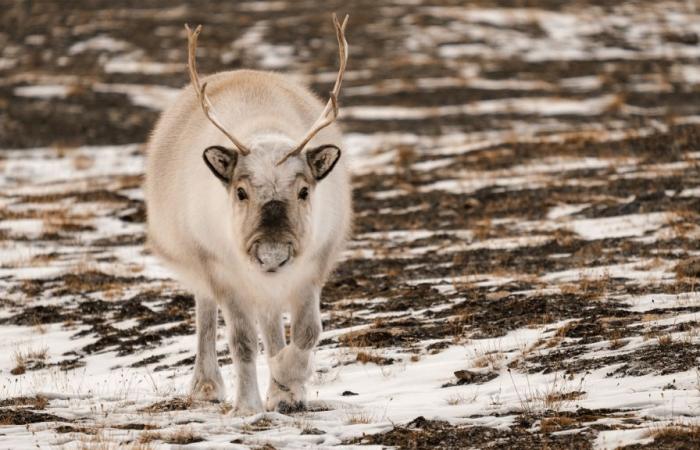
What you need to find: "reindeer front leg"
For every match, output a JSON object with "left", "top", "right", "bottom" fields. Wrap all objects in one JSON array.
[
  {"left": 191, "top": 296, "right": 225, "bottom": 401},
  {"left": 266, "top": 286, "right": 321, "bottom": 412},
  {"left": 221, "top": 299, "right": 264, "bottom": 415}
]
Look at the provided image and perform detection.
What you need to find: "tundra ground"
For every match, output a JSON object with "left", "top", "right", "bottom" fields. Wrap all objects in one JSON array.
[{"left": 1, "top": 1, "right": 699, "bottom": 448}]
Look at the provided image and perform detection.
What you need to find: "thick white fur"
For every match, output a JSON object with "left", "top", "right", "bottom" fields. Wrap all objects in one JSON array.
[{"left": 145, "top": 70, "right": 352, "bottom": 414}]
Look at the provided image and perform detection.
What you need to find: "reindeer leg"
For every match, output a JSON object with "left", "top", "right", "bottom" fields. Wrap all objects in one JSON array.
[
  {"left": 221, "top": 299, "right": 264, "bottom": 415},
  {"left": 266, "top": 286, "right": 321, "bottom": 412},
  {"left": 259, "top": 309, "right": 286, "bottom": 358},
  {"left": 190, "top": 296, "right": 225, "bottom": 401},
  {"left": 259, "top": 309, "right": 291, "bottom": 411}
]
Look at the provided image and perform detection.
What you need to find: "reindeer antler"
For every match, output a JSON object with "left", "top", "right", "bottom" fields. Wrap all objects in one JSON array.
[
  {"left": 277, "top": 13, "right": 349, "bottom": 165},
  {"left": 186, "top": 24, "right": 251, "bottom": 155}
]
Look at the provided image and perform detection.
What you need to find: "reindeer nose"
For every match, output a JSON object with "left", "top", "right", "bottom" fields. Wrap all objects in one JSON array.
[{"left": 253, "top": 241, "right": 292, "bottom": 272}]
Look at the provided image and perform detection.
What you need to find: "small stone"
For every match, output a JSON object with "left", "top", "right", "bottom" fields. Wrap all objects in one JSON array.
[{"left": 454, "top": 370, "right": 476, "bottom": 382}]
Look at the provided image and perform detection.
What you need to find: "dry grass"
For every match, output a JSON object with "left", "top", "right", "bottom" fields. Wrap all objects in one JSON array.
[
  {"left": 0, "top": 395, "right": 48, "bottom": 409},
  {"left": 641, "top": 313, "right": 665, "bottom": 323},
  {"left": 53, "top": 144, "right": 78, "bottom": 158},
  {"left": 510, "top": 371, "right": 586, "bottom": 415},
  {"left": 472, "top": 218, "right": 493, "bottom": 241},
  {"left": 163, "top": 428, "right": 203, "bottom": 445},
  {"left": 11, "top": 346, "right": 48, "bottom": 375},
  {"left": 667, "top": 209, "right": 699, "bottom": 240},
  {"left": 681, "top": 326, "right": 699, "bottom": 344},
  {"left": 473, "top": 352, "right": 504, "bottom": 370},
  {"left": 445, "top": 391, "right": 478, "bottom": 406},
  {"left": 140, "top": 427, "right": 202, "bottom": 445},
  {"left": 608, "top": 336, "right": 628, "bottom": 350},
  {"left": 646, "top": 423, "right": 700, "bottom": 444},
  {"left": 80, "top": 429, "right": 154, "bottom": 450},
  {"left": 355, "top": 351, "right": 393, "bottom": 365},
  {"left": 539, "top": 415, "right": 577, "bottom": 433},
  {"left": 448, "top": 315, "right": 470, "bottom": 343},
  {"left": 472, "top": 345, "right": 505, "bottom": 371},
  {"left": 657, "top": 333, "right": 673, "bottom": 346},
  {"left": 552, "top": 228, "right": 577, "bottom": 247},
  {"left": 59, "top": 264, "right": 126, "bottom": 295},
  {"left": 546, "top": 321, "right": 578, "bottom": 347},
  {"left": 138, "top": 431, "right": 161, "bottom": 444},
  {"left": 578, "top": 272, "right": 611, "bottom": 300},
  {"left": 139, "top": 396, "right": 193, "bottom": 413},
  {"left": 345, "top": 410, "right": 375, "bottom": 425},
  {"left": 218, "top": 401, "right": 234, "bottom": 415},
  {"left": 240, "top": 417, "right": 275, "bottom": 432},
  {"left": 675, "top": 258, "right": 700, "bottom": 279},
  {"left": 538, "top": 389, "right": 585, "bottom": 409},
  {"left": 42, "top": 209, "right": 95, "bottom": 234},
  {"left": 72, "top": 153, "right": 95, "bottom": 171},
  {"left": 560, "top": 271, "right": 611, "bottom": 301},
  {"left": 445, "top": 393, "right": 466, "bottom": 405},
  {"left": 604, "top": 92, "right": 626, "bottom": 114}
]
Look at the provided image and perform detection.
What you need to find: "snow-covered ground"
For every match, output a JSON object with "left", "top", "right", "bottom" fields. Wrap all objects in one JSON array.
[{"left": 1, "top": 1, "right": 700, "bottom": 448}]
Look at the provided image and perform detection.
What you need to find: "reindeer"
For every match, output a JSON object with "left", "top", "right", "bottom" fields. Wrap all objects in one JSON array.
[{"left": 144, "top": 14, "right": 352, "bottom": 415}]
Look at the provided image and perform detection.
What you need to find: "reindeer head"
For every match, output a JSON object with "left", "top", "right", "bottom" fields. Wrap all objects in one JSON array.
[
  {"left": 187, "top": 15, "right": 348, "bottom": 273},
  {"left": 200, "top": 138, "right": 341, "bottom": 273}
]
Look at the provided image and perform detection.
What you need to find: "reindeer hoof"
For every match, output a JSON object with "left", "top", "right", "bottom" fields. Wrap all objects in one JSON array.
[
  {"left": 191, "top": 374, "right": 226, "bottom": 402},
  {"left": 265, "top": 376, "right": 306, "bottom": 413},
  {"left": 276, "top": 400, "right": 306, "bottom": 414}
]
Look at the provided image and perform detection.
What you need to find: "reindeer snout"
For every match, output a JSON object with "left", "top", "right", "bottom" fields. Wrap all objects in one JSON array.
[{"left": 253, "top": 241, "right": 293, "bottom": 272}]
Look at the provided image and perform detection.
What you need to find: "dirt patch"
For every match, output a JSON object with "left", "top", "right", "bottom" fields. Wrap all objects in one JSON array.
[
  {"left": 523, "top": 341, "right": 700, "bottom": 377},
  {"left": 0, "top": 408, "right": 68, "bottom": 425},
  {"left": 442, "top": 370, "right": 499, "bottom": 387},
  {"left": 621, "top": 425, "right": 700, "bottom": 449},
  {"left": 139, "top": 397, "right": 193, "bottom": 413},
  {"left": 675, "top": 258, "right": 700, "bottom": 278},
  {"left": 0, "top": 396, "right": 48, "bottom": 409},
  {"left": 609, "top": 342, "right": 700, "bottom": 377},
  {"left": 348, "top": 416, "right": 594, "bottom": 449}
]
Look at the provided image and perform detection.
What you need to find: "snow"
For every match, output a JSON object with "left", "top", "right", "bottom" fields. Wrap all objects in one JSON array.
[
  {"left": 342, "top": 95, "right": 617, "bottom": 120},
  {"left": 569, "top": 212, "right": 671, "bottom": 240},
  {"left": 0, "top": 57, "right": 17, "bottom": 70},
  {"left": 104, "top": 54, "right": 184, "bottom": 74},
  {"left": 68, "top": 35, "right": 131, "bottom": 55},
  {"left": 14, "top": 85, "right": 72, "bottom": 99},
  {"left": 228, "top": 22, "right": 296, "bottom": 69}
]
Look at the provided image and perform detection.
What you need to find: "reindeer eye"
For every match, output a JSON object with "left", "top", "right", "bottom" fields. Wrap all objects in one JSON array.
[
  {"left": 236, "top": 187, "right": 248, "bottom": 201},
  {"left": 298, "top": 187, "right": 309, "bottom": 200}
]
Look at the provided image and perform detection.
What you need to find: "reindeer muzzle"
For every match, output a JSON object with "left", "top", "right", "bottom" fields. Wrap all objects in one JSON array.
[{"left": 252, "top": 240, "right": 293, "bottom": 273}]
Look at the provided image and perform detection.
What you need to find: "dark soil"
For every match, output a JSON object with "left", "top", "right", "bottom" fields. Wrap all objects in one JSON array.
[
  {"left": 621, "top": 426, "right": 700, "bottom": 450},
  {"left": 348, "top": 416, "right": 594, "bottom": 449},
  {"left": 0, "top": 408, "right": 68, "bottom": 425}
]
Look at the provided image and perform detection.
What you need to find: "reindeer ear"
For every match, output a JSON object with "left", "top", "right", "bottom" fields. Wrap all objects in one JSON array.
[
  {"left": 203, "top": 146, "right": 238, "bottom": 183},
  {"left": 306, "top": 144, "right": 341, "bottom": 181}
]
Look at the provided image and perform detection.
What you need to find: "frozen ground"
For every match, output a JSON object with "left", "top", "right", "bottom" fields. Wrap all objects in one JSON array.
[{"left": 1, "top": 0, "right": 700, "bottom": 449}]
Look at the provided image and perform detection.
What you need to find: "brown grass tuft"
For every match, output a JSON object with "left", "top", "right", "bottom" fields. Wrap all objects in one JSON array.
[
  {"left": 540, "top": 415, "right": 577, "bottom": 433},
  {"left": 657, "top": 333, "right": 673, "bottom": 346},
  {"left": 355, "top": 351, "right": 394, "bottom": 365},
  {"left": 11, "top": 346, "right": 48, "bottom": 375},
  {"left": 345, "top": 410, "right": 374, "bottom": 425},
  {"left": 646, "top": 424, "right": 700, "bottom": 446}
]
